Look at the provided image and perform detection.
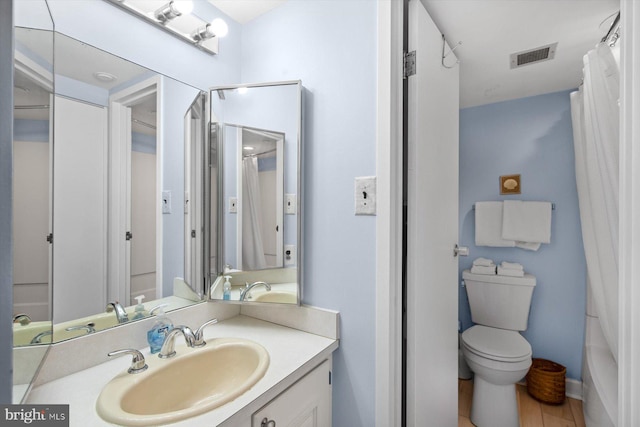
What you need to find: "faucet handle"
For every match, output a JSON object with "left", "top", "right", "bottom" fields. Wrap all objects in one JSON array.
[
  {"left": 193, "top": 318, "right": 218, "bottom": 347},
  {"left": 108, "top": 349, "right": 148, "bottom": 374},
  {"left": 65, "top": 322, "right": 96, "bottom": 334},
  {"left": 13, "top": 313, "right": 31, "bottom": 326}
]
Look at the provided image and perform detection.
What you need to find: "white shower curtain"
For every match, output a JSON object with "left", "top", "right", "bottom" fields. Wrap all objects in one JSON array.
[
  {"left": 570, "top": 42, "right": 620, "bottom": 361},
  {"left": 242, "top": 156, "right": 267, "bottom": 270}
]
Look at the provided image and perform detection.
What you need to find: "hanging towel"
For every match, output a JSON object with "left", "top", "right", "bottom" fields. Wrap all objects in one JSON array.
[
  {"left": 470, "top": 265, "right": 497, "bottom": 275},
  {"left": 497, "top": 266, "right": 525, "bottom": 277},
  {"left": 500, "top": 261, "right": 524, "bottom": 271},
  {"left": 515, "top": 241, "right": 542, "bottom": 251},
  {"left": 474, "top": 202, "right": 516, "bottom": 247},
  {"left": 473, "top": 257, "right": 495, "bottom": 267},
  {"left": 502, "top": 200, "right": 552, "bottom": 244}
]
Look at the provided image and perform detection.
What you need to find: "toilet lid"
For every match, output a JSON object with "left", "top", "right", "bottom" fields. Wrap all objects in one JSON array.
[{"left": 462, "top": 325, "right": 531, "bottom": 362}]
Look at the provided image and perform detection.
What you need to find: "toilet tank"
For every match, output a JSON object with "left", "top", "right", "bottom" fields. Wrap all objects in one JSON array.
[{"left": 463, "top": 270, "right": 536, "bottom": 331}]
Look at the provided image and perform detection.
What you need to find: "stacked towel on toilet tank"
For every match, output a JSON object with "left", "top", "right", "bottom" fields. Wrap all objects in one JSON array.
[
  {"left": 470, "top": 257, "right": 496, "bottom": 275},
  {"left": 497, "top": 261, "right": 525, "bottom": 277}
]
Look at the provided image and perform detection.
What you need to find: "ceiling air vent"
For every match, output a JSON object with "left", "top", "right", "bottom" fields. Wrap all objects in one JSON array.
[{"left": 510, "top": 42, "right": 558, "bottom": 69}]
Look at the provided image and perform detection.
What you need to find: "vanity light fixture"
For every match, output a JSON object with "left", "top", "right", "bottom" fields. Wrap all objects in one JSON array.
[
  {"left": 154, "top": 0, "right": 193, "bottom": 24},
  {"left": 104, "top": 0, "right": 226, "bottom": 55},
  {"left": 237, "top": 86, "right": 248, "bottom": 94},
  {"left": 192, "top": 18, "right": 229, "bottom": 42}
]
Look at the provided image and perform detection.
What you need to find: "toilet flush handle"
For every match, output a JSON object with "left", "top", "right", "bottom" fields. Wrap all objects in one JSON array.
[{"left": 454, "top": 244, "right": 469, "bottom": 257}]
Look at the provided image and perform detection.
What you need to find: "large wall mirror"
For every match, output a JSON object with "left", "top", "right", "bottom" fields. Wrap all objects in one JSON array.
[
  {"left": 12, "top": 1, "right": 53, "bottom": 403},
  {"left": 12, "top": 11, "right": 207, "bottom": 354},
  {"left": 209, "top": 82, "right": 302, "bottom": 305}
]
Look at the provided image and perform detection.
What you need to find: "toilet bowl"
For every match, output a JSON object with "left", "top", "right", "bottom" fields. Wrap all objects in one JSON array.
[
  {"left": 461, "top": 270, "right": 536, "bottom": 427},
  {"left": 462, "top": 325, "right": 532, "bottom": 427}
]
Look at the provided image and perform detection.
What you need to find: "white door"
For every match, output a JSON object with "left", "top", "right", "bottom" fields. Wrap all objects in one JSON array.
[
  {"left": 406, "top": 0, "right": 460, "bottom": 425},
  {"left": 53, "top": 96, "right": 108, "bottom": 323}
]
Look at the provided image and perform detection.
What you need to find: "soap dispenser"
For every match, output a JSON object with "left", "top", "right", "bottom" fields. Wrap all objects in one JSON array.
[
  {"left": 223, "top": 275, "right": 232, "bottom": 301},
  {"left": 132, "top": 295, "right": 146, "bottom": 320},
  {"left": 147, "top": 304, "right": 173, "bottom": 354}
]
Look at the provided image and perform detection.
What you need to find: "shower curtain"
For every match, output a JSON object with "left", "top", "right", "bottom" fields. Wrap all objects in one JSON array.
[
  {"left": 570, "top": 42, "right": 620, "bottom": 361},
  {"left": 242, "top": 156, "right": 267, "bottom": 270}
]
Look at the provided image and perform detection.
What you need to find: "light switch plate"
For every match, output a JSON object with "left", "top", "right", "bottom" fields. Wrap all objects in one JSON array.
[
  {"left": 355, "top": 176, "right": 376, "bottom": 215},
  {"left": 229, "top": 197, "right": 238, "bottom": 213},
  {"left": 162, "top": 190, "right": 172, "bottom": 214},
  {"left": 285, "top": 194, "right": 297, "bottom": 214},
  {"left": 284, "top": 244, "right": 296, "bottom": 266}
]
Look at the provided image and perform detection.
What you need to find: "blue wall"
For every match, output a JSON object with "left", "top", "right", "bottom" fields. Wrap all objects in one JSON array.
[
  {"left": 241, "top": 1, "right": 377, "bottom": 425},
  {"left": 459, "top": 90, "right": 587, "bottom": 380}
]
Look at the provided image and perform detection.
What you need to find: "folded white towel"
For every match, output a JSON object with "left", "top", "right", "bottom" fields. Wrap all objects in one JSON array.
[
  {"left": 500, "top": 261, "right": 523, "bottom": 270},
  {"left": 475, "top": 202, "right": 516, "bottom": 247},
  {"left": 470, "top": 265, "right": 497, "bottom": 275},
  {"left": 502, "top": 200, "right": 552, "bottom": 244},
  {"left": 497, "top": 267, "right": 525, "bottom": 277},
  {"left": 473, "top": 257, "right": 495, "bottom": 267}
]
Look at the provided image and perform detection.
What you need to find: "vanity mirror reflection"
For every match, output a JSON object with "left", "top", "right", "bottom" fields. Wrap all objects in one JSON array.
[
  {"left": 12, "top": 1, "right": 53, "bottom": 403},
  {"left": 209, "top": 82, "right": 302, "bottom": 305},
  {"left": 12, "top": 27, "right": 206, "bottom": 348}
]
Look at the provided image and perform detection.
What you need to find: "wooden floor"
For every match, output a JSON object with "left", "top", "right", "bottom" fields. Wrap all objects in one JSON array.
[{"left": 458, "top": 379, "right": 586, "bottom": 427}]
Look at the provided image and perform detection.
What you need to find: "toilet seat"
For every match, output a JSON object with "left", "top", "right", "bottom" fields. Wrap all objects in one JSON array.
[{"left": 462, "top": 325, "right": 531, "bottom": 362}]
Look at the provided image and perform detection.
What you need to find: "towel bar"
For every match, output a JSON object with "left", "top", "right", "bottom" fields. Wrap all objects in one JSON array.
[{"left": 472, "top": 202, "right": 555, "bottom": 210}]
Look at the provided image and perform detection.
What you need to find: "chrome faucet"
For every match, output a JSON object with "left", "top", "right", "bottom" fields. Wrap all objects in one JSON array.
[
  {"left": 30, "top": 330, "right": 52, "bottom": 344},
  {"left": 65, "top": 322, "right": 96, "bottom": 335},
  {"left": 158, "top": 325, "right": 196, "bottom": 359},
  {"left": 13, "top": 313, "right": 31, "bottom": 326},
  {"left": 193, "top": 318, "right": 218, "bottom": 347},
  {"left": 108, "top": 349, "right": 148, "bottom": 374},
  {"left": 240, "top": 281, "right": 271, "bottom": 301},
  {"left": 106, "top": 302, "right": 129, "bottom": 324}
]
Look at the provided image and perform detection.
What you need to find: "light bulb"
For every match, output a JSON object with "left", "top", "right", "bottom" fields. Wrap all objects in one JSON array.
[
  {"left": 172, "top": 0, "right": 193, "bottom": 15},
  {"left": 210, "top": 18, "right": 228, "bottom": 38},
  {"left": 237, "top": 87, "right": 248, "bottom": 94}
]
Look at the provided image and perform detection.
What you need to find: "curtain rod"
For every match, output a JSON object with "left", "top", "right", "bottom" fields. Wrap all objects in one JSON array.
[{"left": 601, "top": 12, "right": 620, "bottom": 43}]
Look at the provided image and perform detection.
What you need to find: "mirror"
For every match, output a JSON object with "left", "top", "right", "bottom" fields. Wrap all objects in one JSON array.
[
  {"left": 12, "top": 28, "right": 205, "bottom": 348},
  {"left": 12, "top": 1, "right": 53, "bottom": 403},
  {"left": 209, "top": 82, "right": 302, "bottom": 304}
]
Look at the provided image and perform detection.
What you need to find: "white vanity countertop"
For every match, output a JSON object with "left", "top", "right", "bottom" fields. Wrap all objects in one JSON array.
[{"left": 26, "top": 315, "right": 339, "bottom": 426}]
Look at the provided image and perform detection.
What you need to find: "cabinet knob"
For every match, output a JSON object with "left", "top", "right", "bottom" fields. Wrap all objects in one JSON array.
[{"left": 261, "top": 418, "right": 276, "bottom": 427}]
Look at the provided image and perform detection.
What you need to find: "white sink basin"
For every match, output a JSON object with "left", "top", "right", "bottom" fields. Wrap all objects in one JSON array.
[
  {"left": 96, "top": 338, "right": 269, "bottom": 426},
  {"left": 252, "top": 290, "right": 297, "bottom": 304}
]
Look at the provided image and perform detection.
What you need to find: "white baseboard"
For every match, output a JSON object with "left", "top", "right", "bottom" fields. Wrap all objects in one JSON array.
[{"left": 565, "top": 378, "right": 583, "bottom": 400}]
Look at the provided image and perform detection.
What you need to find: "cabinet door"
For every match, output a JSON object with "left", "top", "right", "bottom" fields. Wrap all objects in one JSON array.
[{"left": 252, "top": 359, "right": 332, "bottom": 427}]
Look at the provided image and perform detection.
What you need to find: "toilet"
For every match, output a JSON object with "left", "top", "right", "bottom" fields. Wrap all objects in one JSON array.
[{"left": 461, "top": 270, "right": 536, "bottom": 427}]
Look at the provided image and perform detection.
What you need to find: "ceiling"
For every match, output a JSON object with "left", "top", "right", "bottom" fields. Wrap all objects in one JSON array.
[
  {"left": 208, "top": 0, "right": 287, "bottom": 24},
  {"left": 207, "top": 0, "right": 619, "bottom": 108},
  {"left": 422, "top": 0, "right": 620, "bottom": 108}
]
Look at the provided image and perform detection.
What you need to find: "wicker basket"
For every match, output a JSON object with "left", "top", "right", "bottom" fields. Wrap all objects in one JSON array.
[{"left": 526, "top": 358, "right": 566, "bottom": 405}]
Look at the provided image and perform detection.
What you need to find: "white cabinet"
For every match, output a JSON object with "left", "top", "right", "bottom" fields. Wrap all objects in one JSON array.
[{"left": 251, "top": 359, "right": 332, "bottom": 427}]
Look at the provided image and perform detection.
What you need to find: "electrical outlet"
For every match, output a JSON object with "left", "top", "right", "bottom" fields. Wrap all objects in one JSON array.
[
  {"left": 285, "top": 194, "right": 297, "bottom": 214},
  {"left": 355, "top": 176, "right": 376, "bottom": 215},
  {"left": 162, "top": 190, "right": 172, "bottom": 214},
  {"left": 284, "top": 244, "right": 296, "bottom": 266},
  {"left": 229, "top": 197, "right": 238, "bottom": 213}
]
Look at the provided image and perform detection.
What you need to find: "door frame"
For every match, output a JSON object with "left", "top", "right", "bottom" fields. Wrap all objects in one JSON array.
[
  {"left": 108, "top": 75, "right": 163, "bottom": 304},
  {"left": 376, "top": 2, "right": 640, "bottom": 426},
  {"left": 618, "top": 2, "right": 640, "bottom": 425},
  {"left": 236, "top": 126, "right": 284, "bottom": 270},
  {"left": 375, "top": 0, "right": 404, "bottom": 426}
]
